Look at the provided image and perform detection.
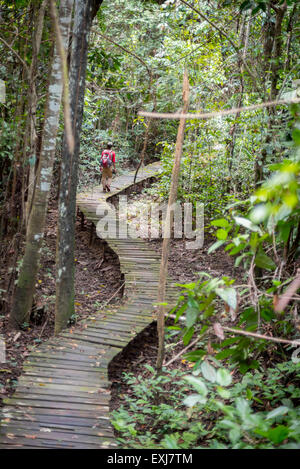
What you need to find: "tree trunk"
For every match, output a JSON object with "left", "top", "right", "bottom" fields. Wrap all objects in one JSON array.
[
  {"left": 256, "top": 1, "right": 288, "bottom": 185},
  {"left": 227, "top": 14, "right": 251, "bottom": 184},
  {"left": 25, "top": 0, "right": 48, "bottom": 227},
  {"left": 270, "top": 1, "right": 287, "bottom": 100},
  {"left": 10, "top": 0, "right": 74, "bottom": 329},
  {"left": 284, "top": 3, "right": 297, "bottom": 72},
  {"left": 55, "top": 0, "right": 102, "bottom": 334}
]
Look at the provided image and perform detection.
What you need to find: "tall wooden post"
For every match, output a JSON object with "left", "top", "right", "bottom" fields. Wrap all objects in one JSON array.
[{"left": 156, "top": 71, "right": 190, "bottom": 372}]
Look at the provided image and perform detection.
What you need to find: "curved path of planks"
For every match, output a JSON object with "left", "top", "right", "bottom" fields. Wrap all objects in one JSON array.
[{"left": 0, "top": 163, "right": 178, "bottom": 449}]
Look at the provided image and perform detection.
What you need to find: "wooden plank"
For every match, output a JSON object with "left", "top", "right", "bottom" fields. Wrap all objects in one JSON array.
[
  {"left": 7, "top": 392, "right": 109, "bottom": 406},
  {"left": 2, "top": 406, "right": 110, "bottom": 420},
  {"left": 0, "top": 421, "right": 114, "bottom": 439},
  {"left": 13, "top": 384, "right": 110, "bottom": 397},
  {"left": 59, "top": 332, "right": 126, "bottom": 348},
  {"left": 23, "top": 358, "right": 108, "bottom": 372},
  {"left": 0, "top": 418, "right": 113, "bottom": 435},
  {"left": 2, "top": 398, "right": 109, "bottom": 412},
  {"left": 0, "top": 427, "right": 115, "bottom": 447}
]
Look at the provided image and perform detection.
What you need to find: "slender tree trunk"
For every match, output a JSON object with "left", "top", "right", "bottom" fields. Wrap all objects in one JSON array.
[
  {"left": 270, "top": 1, "right": 287, "bottom": 100},
  {"left": 25, "top": 0, "right": 48, "bottom": 226},
  {"left": 10, "top": 0, "right": 74, "bottom": 329},
  {"left": 156, "top": 72, "right": 190, "bottom": 373},
  {"left": 134, "top": 74, "right": 156, "bottom": 183},
  {"left": 55, "top": 0, "right": 102, "bottom": 334},
  {"left": 256, "top": 1, "right": 288, "bottom": 185},
  {"left": 284, "top": 4, "right": 297, "bottom": 72},
  {"left": 227, "top": 14, "right": 251, "bottom": 181}
]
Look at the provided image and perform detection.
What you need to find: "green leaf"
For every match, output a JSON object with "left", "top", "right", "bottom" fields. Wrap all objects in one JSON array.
[
  {"left": 216, "top": 229, "right": 228, "bottom": 240},
  {"left": 174, "top": 303, "right": 187, "bottom": 322},
  {"left": 292, "top": 128, "right": 300, "bottom": 145},
  {"left": 183, "top": 393, "right": 207, "bottom": 407},
  {"left": 266, "top": 425, "right": 289, "bottom": 444},
  {"left": 184, "top": 349, "right": 206, "bottom": 362},
  {"left": 215, "top": 287, "right": 237, "bottom": 310},
  {"left": 255, "top": 251, "right": 276, "bottom": 271},
  {"left": 216, "top": 368, "right": 232, "bottom": 387},
  {"left": 201, "top": 361, "right": 217, "bottom": 383},
  {"left": 162, "top": 434, "right": 180, "bottom": 449},
  {"left": 229, "top": 244, "right": 245, "bottom": 256},
  {"left": 234, "top": 216, "right": 261, "bottom": 232},
  {"left": 208, "top": 240, "right": 225, "bottom": 254},
  {"left": 235, "top": 253, "right": 248, "bottom": 267},
  {"left": 267, "top": 406, "right": 289, "bottom": 420},
  {"left": 184, "top": 375, "right": 208, "bottom": 396},
  {"left": 186, "top": 307, "right": 199, "bottom": 329},
  {"left": 216, "top": 386, "right": 231, "bottom": 399},
  {"left": 236, "top": 397, "right": 250, "bottom": 419},
  {"left": 211, "top": 218, "right": 230, "bottom": 228},
  {"left": 216, "top": 348, "right": 236, "bottom": 360},
  {"left": 250, "top": 204, "right": 269, "bottom": 224},
  {"left": 229, "top": 427, "right": 241, "bottom": 444},
  {"left": 183, "top": 326, "right": 194, "bottom": 346}
]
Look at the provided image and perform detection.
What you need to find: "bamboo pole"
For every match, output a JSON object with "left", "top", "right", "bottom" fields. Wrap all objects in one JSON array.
[{"left": 156, "top": 71, "right": 190, "bottom": 372}]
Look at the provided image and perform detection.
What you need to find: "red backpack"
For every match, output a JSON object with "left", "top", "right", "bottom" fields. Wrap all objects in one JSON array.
[{"left": 100, "top": 150, "right": 113, "bottom": 168}]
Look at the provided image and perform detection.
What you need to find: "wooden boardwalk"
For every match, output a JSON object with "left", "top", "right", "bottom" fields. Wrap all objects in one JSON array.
[{"left": 0, "top": 163, "right": 178, "bottom": 448}]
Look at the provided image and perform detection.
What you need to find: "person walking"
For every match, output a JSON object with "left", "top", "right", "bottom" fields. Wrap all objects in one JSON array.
[{"left": 100, "top": 142, "right": 116, "bottom": 192}]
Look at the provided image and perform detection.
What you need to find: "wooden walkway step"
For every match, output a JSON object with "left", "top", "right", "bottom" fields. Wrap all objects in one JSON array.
[{"left": 0, "top": 163, "right": 178, "bottom": 448}]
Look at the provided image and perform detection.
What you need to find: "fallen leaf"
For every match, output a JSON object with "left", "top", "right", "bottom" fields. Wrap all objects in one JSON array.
[
  {"left": 213, "top": 322, "right": 224, "bottom": 340},
  {"left": 207, "top": 341, "right": 215, "bottom": 354},
  {"left": 13, "top": 332, "right": 21, "bottom": 342}
]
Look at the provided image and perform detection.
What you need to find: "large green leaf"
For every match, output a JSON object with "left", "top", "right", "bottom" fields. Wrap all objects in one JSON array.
[
  {"left": 234, "top": 216, "right": 261, "bottom": 233},
  {"left": 201, "top": 361, "right": 217, "bottom": 383},
  {"left": 211, "top": 218, "right": 230, "bottom": 228},
  {"left": 267, "top": 425, "right": 290, "bottom": 444},
  {"left": 184, "top": 376, "right": 208, "bottom": 396},
  {"left": 215, "top": 287, "right": 237, "bottom": 310},
  {"left": 186, "top": 306, "right": 199, "bottom": 329},
  {"left": 216, "top": 229, "right": 228, "bottom": 240},
  {"left": 216, "top": 368, "right": 232, "bottom": 387},
  {"left": 255, "top": 251, "right": 276, "bottom": 271}
]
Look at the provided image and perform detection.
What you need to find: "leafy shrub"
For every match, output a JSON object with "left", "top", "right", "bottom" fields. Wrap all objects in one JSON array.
[{"left": 112, "top": 361, "right": 300, "bottom": 449}]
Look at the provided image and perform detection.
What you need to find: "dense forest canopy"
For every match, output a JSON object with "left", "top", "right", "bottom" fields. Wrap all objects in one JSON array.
[{"left": 0, "top": 0, "right": 299, "bottom": 450}]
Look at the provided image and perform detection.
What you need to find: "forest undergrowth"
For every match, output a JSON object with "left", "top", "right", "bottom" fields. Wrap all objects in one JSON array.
[{"left": 0, "top": 0, "right": 299, "bottom": 450}]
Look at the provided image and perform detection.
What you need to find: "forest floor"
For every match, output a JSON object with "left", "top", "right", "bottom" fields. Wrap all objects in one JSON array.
[{"left": 0, "top": 181, "right": 242, "bottom": 417}]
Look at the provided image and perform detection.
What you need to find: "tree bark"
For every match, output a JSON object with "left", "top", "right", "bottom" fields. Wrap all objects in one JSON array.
[
  {"left": 227, "top": 14, "right": 251, "bottom": 184},
  {"left": 25, "top": 0, "right": 48, "bottom": 227},
  {"left": 284, "top": 3, "right": 297, "bottom": 72},
  {"left": 10, "top": 0, "right": 74, "bottom": 329},
  {"left": 270, "top": 1, "right": 287, "bottom": 100},
  {"left": 55, "top": 0, "right": 102, "bottom": 334}
]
